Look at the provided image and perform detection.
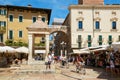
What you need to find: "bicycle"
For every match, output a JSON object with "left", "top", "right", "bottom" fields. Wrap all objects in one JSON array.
[{"left": 75, "top": 62, "right": 86, "bottom": 75}]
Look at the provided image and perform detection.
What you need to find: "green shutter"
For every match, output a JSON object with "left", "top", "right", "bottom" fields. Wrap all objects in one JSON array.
[
  {"left": 9, "top": 15, "right": 13, "bottom": 22},
  {"left": 4, "top": 21, "right": 6, "bottom": 27},
  {"left": 42, "top": 17, "right": 45, "bottom": 22},
  {"left": 33, "top": 17, "right": 36, "bottom": 23},
  {"left": 78, "top": 35, "right": 81, "bottom": 42},
  {"left": 88, "top": 42, "right": 91, "bottom": 47},
  {"left": 109, "top": 35, "right": 112, "bottom": 41},
  {"left": 9, "top": 30, "right": 13, "bottom": 39},
  {"left": 0, "top": 21, "right": 1, "bottom": 26},
  {"left": 4, "top": 9, "right": 6, "bottom": 15},
  {"left": 88, "top": 35, "right": 91, "bottom": 41},
  {"left": 0, "top": 10, "right": 1, "bottom": 15},
  {"left": 99, "top": 42, "right": 102, "bottom": 45},
  {"left": 99, "top": 35, "right": 102, "bottom": 41},
  {"left": 119, "top": 36, "right": 120, "bottom": 41},
  {"left": 19, "top": 31, "right": 22, "bottom": 37},
  {"left": 19, "top": 16, "right": 23, "bottom": 22}
]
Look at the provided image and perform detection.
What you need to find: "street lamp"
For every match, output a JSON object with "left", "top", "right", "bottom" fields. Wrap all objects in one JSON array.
[{"left": 60, "top": 41, "right": 66, "bottom": 57}]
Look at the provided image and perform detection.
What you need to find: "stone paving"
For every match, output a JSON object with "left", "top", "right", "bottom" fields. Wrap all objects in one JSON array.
[{"left": 0, "top": 63, "right": 120, "bottom": 80}]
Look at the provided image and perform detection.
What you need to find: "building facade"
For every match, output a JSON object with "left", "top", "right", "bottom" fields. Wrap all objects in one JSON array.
[
  {"left": 64, "top": 0, "right": 120, "bottom": 50},
  {"left": 0, "top": 5, "right": 51, "bottom": 44}
]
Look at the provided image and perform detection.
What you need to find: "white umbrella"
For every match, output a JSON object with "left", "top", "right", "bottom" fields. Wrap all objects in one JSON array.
[
  {"left": 111, "top": 42, "right": 120, "bottom": 52},
  {"left": 15, "top": 46, "right": 28, "bottom": 54},
  {"left": 0, "top": 46, "right": 16, "bottom": 53},
  {"left": 72, "top": 49, "right": 90, "bottom": 54}
]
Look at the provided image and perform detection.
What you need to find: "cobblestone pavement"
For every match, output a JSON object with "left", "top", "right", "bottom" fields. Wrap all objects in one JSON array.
[{"left": 0, "top": 63, "right": 120, "bottom": 80}]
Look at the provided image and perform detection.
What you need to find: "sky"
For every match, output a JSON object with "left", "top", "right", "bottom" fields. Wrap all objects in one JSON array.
[{"left": 0, "top": 0, "right": 120, "bottom": 24}]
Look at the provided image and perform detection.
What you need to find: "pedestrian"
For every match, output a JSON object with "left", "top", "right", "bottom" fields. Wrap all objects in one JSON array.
[{"left": 45, "top": 53, "right": 52, "bottom": 70}]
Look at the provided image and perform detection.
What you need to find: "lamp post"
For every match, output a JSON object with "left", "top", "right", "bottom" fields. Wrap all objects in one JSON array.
[{"left": 60, "top": 41, "right": 66, "bottom": 57}]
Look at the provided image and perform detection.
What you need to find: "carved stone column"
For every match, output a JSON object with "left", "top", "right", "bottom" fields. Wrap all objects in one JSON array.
[
  {"left": 45, "top": 34, "right": 49, "bottom": 57},
  {"left": 60, "top": 50, "right": 63, "bottom": 57},
  {"left": 28, "top": 34, "right": 34, "bottom": 64}
]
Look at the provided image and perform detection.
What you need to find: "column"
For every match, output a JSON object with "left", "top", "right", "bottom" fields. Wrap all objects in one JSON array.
[
  {"left": 65, "top": 50, "right": 67, "bottom": 57},
  {"left": 28, "top": 34, "right": 33, "bottom": 64},
  {"left": 60, "top": 50, "right": 62, "bottom": 57},
  {"left": 45, "top": 34, "right": 49, "bottom": 57}
]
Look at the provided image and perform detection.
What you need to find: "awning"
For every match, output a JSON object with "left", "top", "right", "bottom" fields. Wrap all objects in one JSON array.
[
  {"left": 90, "top": 47, "right": 106, "bottom": 52},
  {"left": 15, "top": 46, "right": 28, "bottom": 54},
  {"left": 34, "top": 50, "right": 46, "bottom": 54},
  {"left": 73, "top": 49, "right": 90, "bottom": 54}
]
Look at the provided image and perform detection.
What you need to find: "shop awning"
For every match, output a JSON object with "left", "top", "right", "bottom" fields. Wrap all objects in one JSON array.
[
  {"left": 34, "top": 50, "right": 46, "bottom": 54},
  {"left": 73, "top": 49, "right": 90, "bottom": 54}
]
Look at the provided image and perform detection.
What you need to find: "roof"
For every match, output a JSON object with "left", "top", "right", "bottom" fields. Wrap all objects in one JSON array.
[
  {"left": 69, "top": 4, "right": 120, "bottom": 10},
  {"left": 0, "top": 5, "right": 52, "bottom": 24}
]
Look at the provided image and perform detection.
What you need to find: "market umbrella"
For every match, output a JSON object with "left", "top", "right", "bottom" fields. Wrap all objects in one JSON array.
[
  {"left": 15, "top": 46, "right": 28, "bottom": 54},
  {"left": 71, "top": 49, "right": 90, "bottom": 55},
  {"left": 111, "top": 42, "right": 120, "bottom": 52},
  {"left": 0, "top": 46, "right": 16, "bottom": 53}
]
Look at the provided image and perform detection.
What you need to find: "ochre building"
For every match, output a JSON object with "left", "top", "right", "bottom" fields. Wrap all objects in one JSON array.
[{"left": 0, "top": 5, "right": 51, "bottom": 44}]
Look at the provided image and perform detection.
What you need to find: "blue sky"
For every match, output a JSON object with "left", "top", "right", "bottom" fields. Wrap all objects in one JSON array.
[{"left": 0, "top": 0, "right": 120, "bottom": 24}]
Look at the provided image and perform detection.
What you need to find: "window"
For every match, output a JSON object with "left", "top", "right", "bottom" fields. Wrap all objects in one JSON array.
[
  {"left": 108, "top": 35, "right": 112, "bottom": 45},
  {"left": 0, "top": 21, "right": 6, "bottom": 27},
  {"left": 78, "top": 35, "right": 81, "bottom": 42},
  {"left": 78, "top": 42, "right": 81, "bottom": 48},
  {"left": 118, "top": 35, "right": 120, "bottom": 41},
  {"left": 99, "top": 35, "right": 102, "bottom": 41},
  {"left": 42, "top": 17, "right": 46, "bottom": 22},
  {"left": 88, "top": 35, "right": 91, "bottom": 41},
  {"left": 88, "top": 42, "right": 91, "bottom": 47},
  {"left": 78, "top": 35, "right": 82, "bottom": 48},
  {"left": 9, "top": 15, "right": 13, "bottom": 22},
  {"left": 19, "top": 31, "right": 22, "bottom": 38},
  {"left": 95, "top": 21, "right": 100, "bottom": 29},
  {"left": 0, "top": 9, "right": 6, "bottom": 15},
  {"left": 9, "top": 30, "right": 13, "bottom": 39},
  {"left": 0, "top": 34, "right": 3, "bottom": 42},
  {"left": 19, "top": 15, "right": 23, "bottom": 22},
  {"left": 32, "top": 17, "right": 36, "bottom": 23},
  {"left": 99, "top": 35, "right": 102, "bottom": 45},
  {"left": 78, "top": 21, "right": 83, "bottom": 29},
  {"left": 112, "top": 21, "right": 116, "bottom": 29},
  {"left": 109, "top": 35, "right": 112, "bottom": 41},
  {"left": 88, "top": 35, "right": 91, "bottom": 47}
]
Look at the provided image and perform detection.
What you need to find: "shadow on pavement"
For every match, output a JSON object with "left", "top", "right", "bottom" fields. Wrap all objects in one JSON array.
[
  {"left": 61, "top": 73, "right": 81, "bottom": 80},
  {"left": 86, "top": 66, "right": 120, "bottom": 80}
]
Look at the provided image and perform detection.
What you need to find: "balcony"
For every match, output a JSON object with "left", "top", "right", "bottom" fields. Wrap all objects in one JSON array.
[{"left": 0, "top": 27, "right": 6, "bottom": 33}]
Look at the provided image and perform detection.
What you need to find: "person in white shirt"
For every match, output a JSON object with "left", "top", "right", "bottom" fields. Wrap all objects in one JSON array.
[{"left": 45, "top": 53, "right": 52, "bottom": 70}]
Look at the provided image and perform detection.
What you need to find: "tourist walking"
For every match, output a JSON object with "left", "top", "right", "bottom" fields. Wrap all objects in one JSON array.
[{"left": 45, "top": 53, "right": 52, "bottom": 70}]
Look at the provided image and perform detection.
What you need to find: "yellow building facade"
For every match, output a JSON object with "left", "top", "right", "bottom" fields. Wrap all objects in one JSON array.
[{"left": 0, "top": 5, "right": 51, "bottom": 45}]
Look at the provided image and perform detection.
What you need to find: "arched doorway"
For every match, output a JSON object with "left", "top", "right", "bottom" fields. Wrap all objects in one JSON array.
[{"left": 27, "top": 16, "right": 69, "bottom": 64}]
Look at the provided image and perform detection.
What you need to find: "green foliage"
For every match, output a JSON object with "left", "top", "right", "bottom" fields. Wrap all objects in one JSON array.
[
  {"left": 5, "top": 39, "right": 28, "bottom": 47},
  {"left": 5, "top": 39, "right": 14, "bottom": 46},
  {"left": 34, "top": 43, "right": 45, "bottom": 47}
]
